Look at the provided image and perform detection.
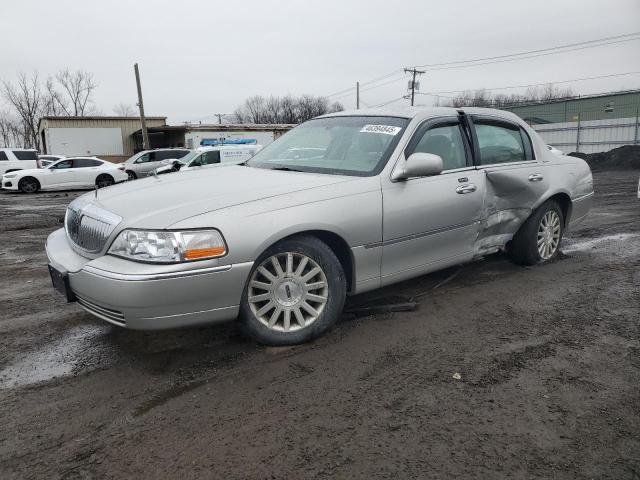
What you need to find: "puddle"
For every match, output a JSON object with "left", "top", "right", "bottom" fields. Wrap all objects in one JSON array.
[
  {"left": 562, "top": 233, "right": 640, "bottom": 253},
  {"left": 0, "top": 324, "right": 115, "bottom": 389}
]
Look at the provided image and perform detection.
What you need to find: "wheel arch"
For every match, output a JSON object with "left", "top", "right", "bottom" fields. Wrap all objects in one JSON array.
[
  {"left": 255, "top": 228, "right": 356, "bottom": 294},
  {"left": 534, "top": 190, "right": 573, "bottom": 226}
]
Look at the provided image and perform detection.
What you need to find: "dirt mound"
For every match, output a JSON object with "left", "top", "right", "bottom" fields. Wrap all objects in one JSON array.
[{"left": 569, "top": 145, "right": 640, "bottom": 171}]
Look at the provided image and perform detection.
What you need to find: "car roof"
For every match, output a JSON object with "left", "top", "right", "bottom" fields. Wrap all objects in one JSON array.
[
  {"left": 196, "top": 145, "right": 259, "bottom": 151},
  {"left": 0, "top": 147, "right": 38, "bottom": 151},
  {"left": 139, "top": 148, "right": 190, "bottom": 153},
  {"left": 318, "top": 106, "right": 524, "bottom": 123}
]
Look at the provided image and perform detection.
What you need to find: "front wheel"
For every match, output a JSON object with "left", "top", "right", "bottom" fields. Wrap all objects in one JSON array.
[
  {"left": 18, "top": 177, "right": 40, "bottom": 193},
  {"left": 509, "top": 200, "right": 564, "bottom": 265},
  {"left": 239, "top": 236, "right": 346, "bottom": 345}
]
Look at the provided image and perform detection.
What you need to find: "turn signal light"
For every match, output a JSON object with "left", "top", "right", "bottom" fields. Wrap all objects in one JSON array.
[{"left": 184, "top": 246, "right": 226, "bottom": 260}]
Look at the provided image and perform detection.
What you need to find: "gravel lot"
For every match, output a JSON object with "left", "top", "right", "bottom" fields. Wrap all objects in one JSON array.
[{"left": 0, "top": 170, "right": 639, "bottom": 479}]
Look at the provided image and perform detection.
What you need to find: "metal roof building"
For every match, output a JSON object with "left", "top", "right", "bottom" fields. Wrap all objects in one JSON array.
[
  {"left": 502, "top": 90, "right": 640, "bottom": 124},
  {"left": 38, "top": 116, "right": 167, "bottom": 162}
]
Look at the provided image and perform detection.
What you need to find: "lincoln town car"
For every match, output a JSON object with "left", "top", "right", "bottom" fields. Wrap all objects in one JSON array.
[{"left": 45, "top": 107, "right": 594, "bottom": 345}]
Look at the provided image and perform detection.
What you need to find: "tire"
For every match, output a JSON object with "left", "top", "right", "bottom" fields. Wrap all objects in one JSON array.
[
  {"left": 239, "top": 235, "right": 347, "bottom": 345},
  {"left": 96, "top": 174, "right": 115, "bottom": 189},
  {"left": 18, "top": 177, "right": 40, "bottom": 194},
  {"left": 509, "top": 200, "right": 564, "bottom": 266},
  {"left": 126, "top": 170, "right": 137, "bottom": 181}
]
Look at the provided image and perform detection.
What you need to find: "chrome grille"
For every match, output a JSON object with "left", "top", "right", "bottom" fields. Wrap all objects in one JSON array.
[{"left": 65, "top": 198, "right": 122, "bottom": 254}]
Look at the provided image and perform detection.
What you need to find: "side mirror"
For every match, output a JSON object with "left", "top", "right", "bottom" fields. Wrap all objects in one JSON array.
[{"left": 392, "top": 152, "right": 443, "bottom": 181}]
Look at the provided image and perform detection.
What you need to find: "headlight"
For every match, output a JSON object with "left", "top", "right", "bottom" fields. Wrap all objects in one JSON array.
[
  {"left": 108, "top": 229, "right": 227, "bottom": 263},
  {"left": 3, "top": 174, "right": 17, "bottom": 179}
]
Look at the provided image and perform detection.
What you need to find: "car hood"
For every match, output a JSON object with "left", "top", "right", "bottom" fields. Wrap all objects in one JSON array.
[
  {"left": 6, "top": 168, "right": 41, "bottom": 176},
  {"left": 87, "top": 165, "right": 357, "bottom": 228}
]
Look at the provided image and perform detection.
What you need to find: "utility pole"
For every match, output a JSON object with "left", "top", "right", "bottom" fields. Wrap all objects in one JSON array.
[
  {"left": 215, "top": 114, "right": 223, "bottom": 124},
  {"left": 404, "top": 67, "right": 425, "bottom": 106},
  {"left": 134, "top": 63, "right": 150, "bottom": 150},
  {"left": 356, "top": 81, "right": 360, "bottom": 110}
]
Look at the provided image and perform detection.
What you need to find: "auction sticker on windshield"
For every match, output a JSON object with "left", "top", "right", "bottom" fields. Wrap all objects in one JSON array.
[{"left": 360, "top": 125, "right": 402, "bottom": 135}]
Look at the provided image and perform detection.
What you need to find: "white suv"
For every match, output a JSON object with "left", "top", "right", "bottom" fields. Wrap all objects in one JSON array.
[{"left": 0, "top": 148, "right": 39, "bottom": 175}]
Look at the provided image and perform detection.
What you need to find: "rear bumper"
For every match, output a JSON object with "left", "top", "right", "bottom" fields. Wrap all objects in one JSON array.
[
  {"left": 46, "top": 228, "right": 253, "bottom": 330},
  {"left": 568, "top": 191, "right": 594, "bottom": 229}
]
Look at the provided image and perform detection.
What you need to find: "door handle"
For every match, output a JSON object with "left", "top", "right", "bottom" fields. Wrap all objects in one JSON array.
[
  {"left": 528, "top": 173, "right": 544, "bottom": 182},
  {"left": 456, "top": 184, "right": 477, "bottom": 194}
]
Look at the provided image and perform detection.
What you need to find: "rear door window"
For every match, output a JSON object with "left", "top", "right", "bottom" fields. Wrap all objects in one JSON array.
[
  {"left": 0, "top": 152, "right": 8, "bottom": 161},
  {"left": 13, "top": 150, "right": 38, "bottom": 161},
  {"left": 474, "top": 120, "right": 534, "bottom": 165},
  {"left": 73, "top": 159, "right": 102, "bottom": 168}
]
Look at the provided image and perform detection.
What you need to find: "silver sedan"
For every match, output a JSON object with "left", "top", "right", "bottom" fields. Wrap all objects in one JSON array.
[{"left": 46, "top": 107, "right": 593, "bottom": 345}]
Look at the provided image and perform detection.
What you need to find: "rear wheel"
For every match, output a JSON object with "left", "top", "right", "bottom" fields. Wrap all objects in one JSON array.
[
  {"left": 239, "top": 236, "right": 346, "bottom": 345},
  {"left": 96, "top": 174, "right": 115, "bottom": 188},
  {"left": 18, "top": 177, "right": 40, "bottom": 193},
  {"left": 509, "top": 200, "right": 564, "bottom": 265},
  {"left": 126, "top": 170, "right": 137, "bottom": 181}
]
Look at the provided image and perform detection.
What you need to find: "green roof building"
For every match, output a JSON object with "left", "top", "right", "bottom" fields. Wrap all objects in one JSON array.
[{"left": 502, "top": 90, "right": 640, "bottom": 124}]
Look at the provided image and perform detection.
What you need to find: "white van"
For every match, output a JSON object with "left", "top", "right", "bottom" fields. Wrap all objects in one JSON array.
[
  {"left": 154, "top": 145, "right": 262, "bottom": 175},
  {"left": 0, "top": 149, "right": 39, "bottom": 175}
]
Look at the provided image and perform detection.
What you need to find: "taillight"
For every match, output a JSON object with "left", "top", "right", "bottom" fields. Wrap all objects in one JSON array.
[{"left": 118, "top": 166, "right": 125, "bottom": 171}]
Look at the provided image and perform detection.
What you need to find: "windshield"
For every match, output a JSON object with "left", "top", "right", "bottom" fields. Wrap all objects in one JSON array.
[
  {"left": 247, "top": 116, "right": 409, "bottom": 176},
  {"left": 178, "top": 151, "right": 201, "bottom": 165}
]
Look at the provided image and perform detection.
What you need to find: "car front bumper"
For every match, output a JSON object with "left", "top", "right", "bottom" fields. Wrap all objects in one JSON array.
[
  {"left": 1, "top": 179, "right": 18, "bottom": 190},
  {"left": 45, "top": 228, "right": 253, "bottom": 330}
]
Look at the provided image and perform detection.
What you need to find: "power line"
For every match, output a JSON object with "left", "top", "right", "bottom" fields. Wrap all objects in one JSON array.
[
  {"left": 330, "top": 74, "right": 406, "bottom": 100},
  {"left": 413, "top": 32, "right": 640, "bottom": 69},
  {"left": 415, "top": 36, "right": 640, "bottom": 72},
  {"left": 326, "top": 69, "right": 404, "bottom": 98},
  {"left": 416, "top": 71, "right": 640, "bottom": 96},
  {"left": 326, "top": 32, "right": 640, "bottom": 103},
  {"left": 372, "top": 96, "right": 406, "bottom": 108}
]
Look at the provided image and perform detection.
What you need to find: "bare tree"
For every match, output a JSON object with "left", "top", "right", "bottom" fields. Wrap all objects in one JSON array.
[
  {"left": 0, "top": 112, "right": 24, "bottom": 147},
  {"left": 233, "top": 94, "right": 344, "bottom": 124},
  {"left": 1, "top": 72, "right": 45, "bottom": 148},
  {"left": 445, "top": 84, "right": 574, "bottom": 108},
  {"left": 113, "top": 103, "right": 136, "bottom": 116},
  {"left": 51, "top": 69, "right": 98, "bottom": 116}
]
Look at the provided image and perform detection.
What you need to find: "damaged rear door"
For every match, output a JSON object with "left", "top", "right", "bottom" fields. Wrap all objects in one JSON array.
[{"left": 468, "top": 115, "right": 549, "bottom": 255}]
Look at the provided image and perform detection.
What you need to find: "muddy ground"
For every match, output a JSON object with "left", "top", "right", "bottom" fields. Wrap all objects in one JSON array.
[{"left": 0, "top": 171, "right": 639, "bottom": 479}]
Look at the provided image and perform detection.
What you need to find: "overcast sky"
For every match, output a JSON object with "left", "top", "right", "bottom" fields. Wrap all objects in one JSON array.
[{"left": 1, "top": 0, "right": 639, "bottom": 124}]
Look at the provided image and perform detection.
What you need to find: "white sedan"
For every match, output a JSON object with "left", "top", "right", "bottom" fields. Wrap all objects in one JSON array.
[{"left": 1, "top": 157, "right": 129, "bottom": 193}]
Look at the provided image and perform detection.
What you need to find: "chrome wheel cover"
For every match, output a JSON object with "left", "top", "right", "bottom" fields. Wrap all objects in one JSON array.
[
  {"left": 537, "top": 210, "right": 561, "bottom": 259},
  {"left": 248, "top": 252, "right": 329, "bottom": 332}
]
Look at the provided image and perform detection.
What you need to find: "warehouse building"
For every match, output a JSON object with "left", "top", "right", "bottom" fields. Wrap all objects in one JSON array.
[
  {"left": 38, "top": 116, "right": 168, "bottom": 162},
  {"left": 131, "top": 123, "right": 294, "bottom": 150},
  {"left": 503, "top": 89, "right": 640, "bottom": 124},
  {"left": 502, "top": 90, "right": 640, "bottom": 153}
]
